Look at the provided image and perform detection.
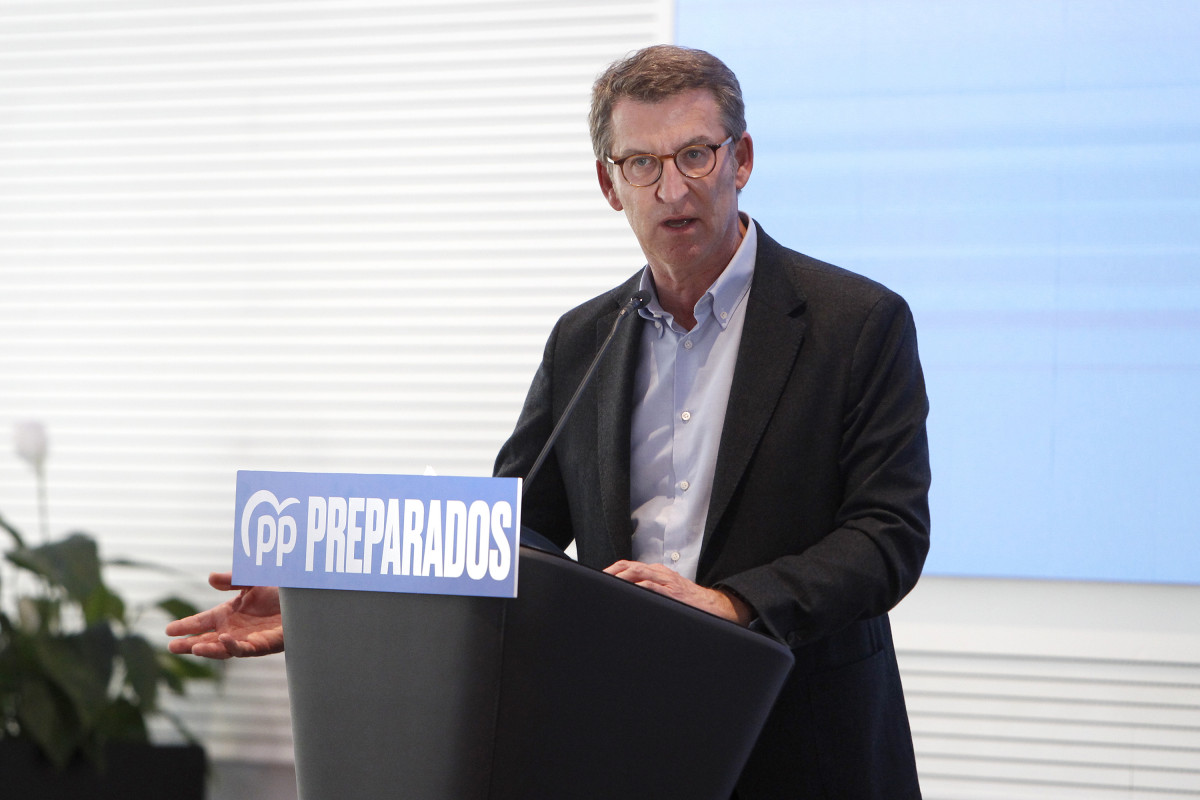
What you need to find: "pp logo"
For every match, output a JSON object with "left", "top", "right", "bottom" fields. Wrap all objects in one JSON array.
[{"left": 240, "top": 490, "right": 300, "bottom": 567}]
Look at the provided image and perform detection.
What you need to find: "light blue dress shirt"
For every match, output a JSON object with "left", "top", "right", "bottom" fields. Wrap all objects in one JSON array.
[{"left": 629, "top": 217, "right": 758, "bottom": 581}]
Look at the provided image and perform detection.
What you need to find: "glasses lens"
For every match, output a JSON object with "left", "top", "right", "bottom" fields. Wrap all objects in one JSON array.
[
  {"left": 675, "top": 145, "right": 717, "bottom": 178},
  {"left": 622, "top": 154, "right": 662, "bottom": 187}
]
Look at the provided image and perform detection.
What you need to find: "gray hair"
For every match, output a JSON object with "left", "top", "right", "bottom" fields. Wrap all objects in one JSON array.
[{"left": 588, "top": 45, "right": 746, "bottom": 164}]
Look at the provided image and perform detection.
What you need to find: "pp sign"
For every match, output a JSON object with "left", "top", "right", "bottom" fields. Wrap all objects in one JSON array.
[{"left": 232, "top": 471, "right": 521, "bottom": 598}]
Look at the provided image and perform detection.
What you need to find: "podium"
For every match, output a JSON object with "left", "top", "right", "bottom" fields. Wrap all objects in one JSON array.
[{"left": 280, "top": 543, "right": 794, "bottom": 800}]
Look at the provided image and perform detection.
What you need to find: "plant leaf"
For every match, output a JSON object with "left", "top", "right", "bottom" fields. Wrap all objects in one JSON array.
[
  {"left": 30, "top": 627, "right": 115, "bottom": 729},
  {"left": 2, "top": 528, "right": 214, "bottom": 768},
  {"left": 105, "top": 555, "right": 182, "bottom": 573},
  {"left": 93, "top": 696, "right": 148, "bottom": 745},
  {"left": 0, "top": 511, "right": 26, "bottom": 549},
  {"left": 83, "top": 582, "right": 126, "bottom": 626},
  {"left": 10, "top": 533, "right": 105, "bottom": 605},
  {"left": 15, "top": 675, "right": 80, "bottom": 770},
  {"left": 156, "top": 706, "right": 203, "bottom": 746},
  {"left": 157, "top": 650, "right": 220, "bottom": 694},
  {"left": 0, "top": 612, "right": 21, "bottom": 695},
  {"left": 19, "top": 595, "right": 60, "bottom": 634},
  {"left": 119, "top": 634, "right": 159, "bottom": 711}
]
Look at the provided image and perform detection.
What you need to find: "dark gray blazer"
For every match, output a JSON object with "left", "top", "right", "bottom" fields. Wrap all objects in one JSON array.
[{"left": 494, "top": 226, "right": 930, "bottom": 799}]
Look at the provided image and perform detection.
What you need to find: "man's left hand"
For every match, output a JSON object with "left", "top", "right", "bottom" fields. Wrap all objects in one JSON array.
[{"left": 603, "top": 560, "right": 754, "bottom": 626}]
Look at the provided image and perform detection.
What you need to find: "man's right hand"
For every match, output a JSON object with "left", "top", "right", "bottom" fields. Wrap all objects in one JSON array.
[{"left": 165, "top": 572, "right": 284, "bottom": 660}]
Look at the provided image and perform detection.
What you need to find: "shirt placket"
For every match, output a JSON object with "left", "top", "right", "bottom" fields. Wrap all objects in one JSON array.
[{"left": 666, "top": 319, "right": 703, "bottom": 570}]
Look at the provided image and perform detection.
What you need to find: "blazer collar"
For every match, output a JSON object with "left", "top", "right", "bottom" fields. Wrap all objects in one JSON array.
[
  {"left": 700, "top": 228, "right": 809, "bottom": 571},
  {"left": 594, "top": 275, "right": 645, "bottom": 561}
]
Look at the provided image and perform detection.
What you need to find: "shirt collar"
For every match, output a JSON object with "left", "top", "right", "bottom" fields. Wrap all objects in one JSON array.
[{"left": 637, "top": 214, "right": 758, "bottom": 333}]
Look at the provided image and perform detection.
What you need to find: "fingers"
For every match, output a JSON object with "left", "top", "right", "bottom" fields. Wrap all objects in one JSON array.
[
  {"left": 604, "top": 559, "right": 647, "bottom": 577},
  {"left": 164, "top": 573, "right": 239, "bottom": 638},
  {"left": 236, "top": 585, "right": 282, "bottom": 616},
  {"left": 218, "top": 631, "right": 284, "bottom": 658},
  {"left": 186, "top": 640, "right": 237, "bottom": 660},
  {"left": 166, "top": 630, "right": 277, "bottom": 660},
  {"left": 603, "top": 559, "right": 635, "bottom": 576},
  {"left": 165, "top": 608, "right": 218, "bottom": 637},
  {"left": 604, "top": 560, "right": 674, "bottom": 584},
  {"left": 218, "top": 633, "right": 255, "bottom": 658},
  {"left": 167, "top": 635, "right": 201, "bottom": 654},
  {"left": 209, "top": 571, "right": 254, "bottom": 592},
  {"left": 208, "top": 571, "right": 233, "bottom": 591},
  {"left": 166, "top": 572, "right": 284, "bottom": 660},
  {"left": 604, "top": 560, "right": 682, "bottom": 598},
  {"left": 167, "top": 631, "right": 226, "bottom": 658},
  {"left": 602, "top": 559, "right": 745, "bottom": 623}
]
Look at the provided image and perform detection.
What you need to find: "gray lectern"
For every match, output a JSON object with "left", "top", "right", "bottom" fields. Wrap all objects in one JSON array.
[{"left": 280, "top": 543, "right": 794, "bottom": 800}]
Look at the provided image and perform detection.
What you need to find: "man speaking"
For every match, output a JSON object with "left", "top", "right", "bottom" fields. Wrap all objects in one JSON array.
[{"left": 169, "top": 45, "right": 931, "bottom": 800}]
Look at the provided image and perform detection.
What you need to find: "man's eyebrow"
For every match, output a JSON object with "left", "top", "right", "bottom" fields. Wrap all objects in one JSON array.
[{"left": 612, "top": 135, "right": 716, "bottom": 158}]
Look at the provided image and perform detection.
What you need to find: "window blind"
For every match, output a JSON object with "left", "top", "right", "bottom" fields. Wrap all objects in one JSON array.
[{"left": 0, "top": 0, "right": 673, "bottom": 762}]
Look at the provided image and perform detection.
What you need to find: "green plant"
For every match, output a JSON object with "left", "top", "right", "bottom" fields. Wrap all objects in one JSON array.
[{"left": 0, "top": 512, "right": 219, "bottom": 770}]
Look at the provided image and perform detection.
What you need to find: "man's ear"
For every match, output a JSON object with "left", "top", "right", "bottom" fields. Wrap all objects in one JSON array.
[
  {"left": 734, "top": 132, "right": 754, "bottom": 191},
  {"left": 596, "top": 160, "right": 624, "bottom": 211}
]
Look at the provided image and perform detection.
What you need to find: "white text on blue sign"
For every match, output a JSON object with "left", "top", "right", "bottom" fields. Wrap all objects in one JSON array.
[{"left": 232, "top": 471, "right": 521, "bottom": 598}]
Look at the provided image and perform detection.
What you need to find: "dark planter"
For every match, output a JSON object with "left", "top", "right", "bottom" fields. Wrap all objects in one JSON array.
[{"left": 0, "top": 739, "right": 206, "bottom": 800}]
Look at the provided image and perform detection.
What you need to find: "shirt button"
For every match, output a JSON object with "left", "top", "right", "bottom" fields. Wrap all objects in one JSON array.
[
  {"left": 680, "top": 480, "right": 690, "bottom": 491},
  {"left": 681, "top": 411, "right": 692, "bottom": 422},
  {"left": 720, "top": 311, "right": 728, "bottom": 320},
  {"left": 670, "top": 551, "right": 681, "bottom": 563},
  {"left": 655, "top": 321, "right": 662, "bottom": 330},
  {"left": 683, "top": 339, "right": 694, "bottom": 350}
]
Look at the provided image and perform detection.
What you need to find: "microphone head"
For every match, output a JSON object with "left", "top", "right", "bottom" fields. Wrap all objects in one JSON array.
[{"left": 628, "top": 290, "right": 651, "bottom": 310}]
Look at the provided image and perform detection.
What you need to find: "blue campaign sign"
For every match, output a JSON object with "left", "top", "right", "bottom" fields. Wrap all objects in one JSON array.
[{"left": 232, "top": 471, "right": 522, "bottom": 598}]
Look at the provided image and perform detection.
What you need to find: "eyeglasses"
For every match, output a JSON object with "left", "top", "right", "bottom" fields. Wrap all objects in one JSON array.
[{"left": 606, "top": 136, "right": 734, "bottom": 188}]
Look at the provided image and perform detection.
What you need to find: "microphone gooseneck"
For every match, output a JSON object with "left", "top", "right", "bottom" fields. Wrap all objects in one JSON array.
[{"left": 521, "top": 291, "right": 650, "bottom": 498}]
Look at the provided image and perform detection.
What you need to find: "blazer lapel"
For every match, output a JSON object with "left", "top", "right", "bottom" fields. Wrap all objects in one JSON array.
[
  {"left": 701, "top": 234, "right": 808, "bottom": 563},
  {"left": 595, "top": 281, "right": 643, "bottom": 561}
]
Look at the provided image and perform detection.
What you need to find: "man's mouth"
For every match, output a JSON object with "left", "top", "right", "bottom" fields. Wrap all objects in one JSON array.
[{"left": 664, "top": 218, "right": 695, "bottom": 229}]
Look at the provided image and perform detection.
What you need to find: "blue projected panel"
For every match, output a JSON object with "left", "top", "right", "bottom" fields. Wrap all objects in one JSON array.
[{"left": 677, "top": 0, "right": 1200, "bottom": 583}]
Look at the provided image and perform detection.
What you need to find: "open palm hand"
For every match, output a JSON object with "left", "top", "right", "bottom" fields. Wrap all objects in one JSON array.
[{"left": 166, "top": 572, "right": 284, "bottom": 659}]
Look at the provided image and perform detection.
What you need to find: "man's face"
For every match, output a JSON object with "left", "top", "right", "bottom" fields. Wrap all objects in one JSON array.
[{"left": 597, "top": 88, "right": 753, "bottom": 284}]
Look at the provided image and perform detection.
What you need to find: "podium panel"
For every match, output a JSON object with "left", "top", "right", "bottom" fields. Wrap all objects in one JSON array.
[{"left": 282, "top": 545, "right": 794, "bottom": 800}]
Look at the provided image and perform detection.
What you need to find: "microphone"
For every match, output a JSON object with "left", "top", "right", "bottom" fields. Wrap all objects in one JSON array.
[{"left": 521, "top": 290, "right": 650, "bottom": 497}]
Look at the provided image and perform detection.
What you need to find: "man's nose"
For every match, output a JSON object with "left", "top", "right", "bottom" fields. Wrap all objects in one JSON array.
[{"left": 656, "top": 159, "right": 690, "bottom": 203}]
